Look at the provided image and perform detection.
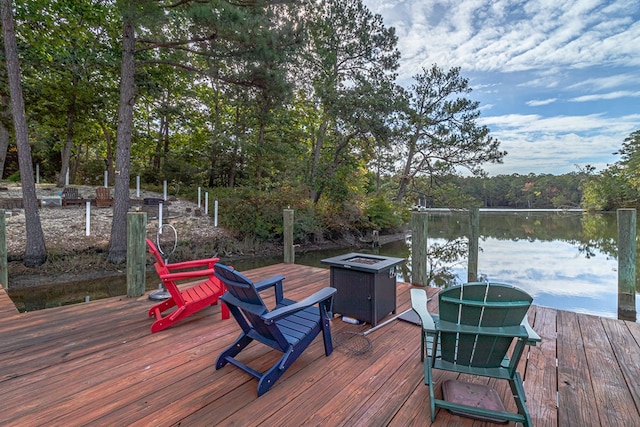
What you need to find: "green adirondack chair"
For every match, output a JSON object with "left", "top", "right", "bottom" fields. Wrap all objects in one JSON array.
[{"left": 410, "top": 282, "right": 541, "bottom": 426}]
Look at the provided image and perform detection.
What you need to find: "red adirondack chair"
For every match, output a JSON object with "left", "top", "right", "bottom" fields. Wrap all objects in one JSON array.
[{"left": 146, "top": 238, "right": 229, "bottom": 333}]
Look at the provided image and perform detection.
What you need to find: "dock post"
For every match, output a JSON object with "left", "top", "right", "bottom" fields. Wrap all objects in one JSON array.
[
  {"left": 127, "top": 211, "right": 147, "bottom": 297},
  {"left": 0, "top": 210, "right": 7, "bottom": 288},
  {"left": 411, "top": 211, "right": 429, "bottom": 286},
  {"left": 468, "top": 207, "right": 479, "bottom": 282},
  {"left": 617, "top": 208, "right": 636, "bottom": 321},
  {"left": 283, "top": 208, "right": 294, "bottom": 264}
]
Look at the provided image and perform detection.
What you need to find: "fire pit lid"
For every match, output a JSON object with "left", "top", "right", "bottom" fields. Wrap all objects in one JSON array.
[{"left": 321, "top": 252, "right": 405, "bottom": 273}]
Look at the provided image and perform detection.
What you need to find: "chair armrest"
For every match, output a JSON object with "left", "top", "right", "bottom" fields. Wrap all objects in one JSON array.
[
  {"left": 522, "top": 315, "right": 541, "bottom": 344},
  {"left": 254, "top": 275, "right": 285, "bottom": 302},
  {"left": 165, "top": 258, "right": 219, "bottom": 270},
  {"left": 410, "top": 288, "right": 435, "bottom": 332},
  {"left": 262, "top": 287, "right": 337, "bottom": 323},
  {"left": 159, "top": 268, "right": 215, "bottom": 281},
  {"left": 254, "top": 275, "right": 285, "bottom": 291}
]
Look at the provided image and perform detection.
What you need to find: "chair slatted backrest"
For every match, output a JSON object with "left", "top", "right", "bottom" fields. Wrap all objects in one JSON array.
[
  {"left": 438, "top": 282, "right": 532, "bottom": 368},
  {"left": 96, "top": 187, "right": 111, "bottom": 200},
  {"left": 214, "top": 264, "right": 289, "bottom": 350},
  {"left": 63, "top": 187, "right": 79, "bottom": 199}
]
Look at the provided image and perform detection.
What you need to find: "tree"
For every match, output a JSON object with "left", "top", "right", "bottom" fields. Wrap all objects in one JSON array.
[
  {"left": 1, "top": 0, "right": 47, "bottom": 266},
  {"left": 107, "top": 5, "right": 137, "bottom": 263},
  {"left": 581, "top": 130, "right": 640, "bottom": 211},
  {"left": 107, "top": 0, "right": 303, "bottom": 261},
  {"left": 396, "top": 65, "right": 505, "bottom": 202},
  {"left": 615, "top": 129, "right": 640, "bottom": 189},
  {"left": 300, "top": 0, "right": 400, "bottom": 204}
]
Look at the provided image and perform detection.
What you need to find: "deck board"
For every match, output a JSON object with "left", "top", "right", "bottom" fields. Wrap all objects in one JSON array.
[
  {"left": 1, "top": 263, "right": 639, "bottom": 426},
  {"left": 0, "top": 283, "right": 18, "bottom": 316}
]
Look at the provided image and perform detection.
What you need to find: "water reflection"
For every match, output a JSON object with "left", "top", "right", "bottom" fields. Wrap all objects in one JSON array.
[{"left": 239, "top": 211, "right": 635, "bottom": 321}]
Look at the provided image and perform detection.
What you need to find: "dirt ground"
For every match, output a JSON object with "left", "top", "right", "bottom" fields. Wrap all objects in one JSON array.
[{"left": 2, "top": 184, "right": 233, "bottom": 288}]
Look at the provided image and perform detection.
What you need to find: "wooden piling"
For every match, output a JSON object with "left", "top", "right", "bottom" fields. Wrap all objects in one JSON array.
[
  {"left": 468, "top": 207, "right": 479, "bottom": 282},
  {"left": 617, "top": 208, "right": 636, "bottom": 321},
  {"left": 0, "top": 210, "right": 7, "bottom": 288},
  {"left": 283, "top": 209, "right": 294, "bottom": 264},
  {"left": 410, "top": 211, "right": 429, "bottom": 286},
  {"left": 127, "top": 211, "right": 147, "bottom": 297}
]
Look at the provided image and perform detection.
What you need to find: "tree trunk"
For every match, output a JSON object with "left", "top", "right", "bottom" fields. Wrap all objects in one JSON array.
[
  {"left": 0, "top": 120, "right": 9, "bottom": 178},
  {"left": 107, "top": 19, "right": 135, "bottom": 264},
  {"left": 396, "top": 134, "right": 419, "bottom": 203},
  {"left": 57, "top": 88, "right": 77, "bottom": 187},
  {"left": 1, "top": 0, "right": 47, "bottom": 266},
  {"left": 309, "top": 118, "right": 328, "bottom": 202}
]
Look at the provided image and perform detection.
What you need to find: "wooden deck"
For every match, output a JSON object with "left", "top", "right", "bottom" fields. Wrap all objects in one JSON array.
[{"left": 1, "top": 263, "right": 640, "bottom": 426}]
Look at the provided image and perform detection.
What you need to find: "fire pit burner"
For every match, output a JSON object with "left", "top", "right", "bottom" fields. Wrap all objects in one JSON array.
[{"left": 346, "top": 257, "right": 380, "bottom": 265}]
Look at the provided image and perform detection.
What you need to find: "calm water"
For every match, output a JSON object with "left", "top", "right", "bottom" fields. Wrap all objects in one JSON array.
[
  {"left": 10, "top": 210, "right": 638, "bottom": 320},
  {"left": 234, "top": 210, "right": 636, "bottom": 321}
]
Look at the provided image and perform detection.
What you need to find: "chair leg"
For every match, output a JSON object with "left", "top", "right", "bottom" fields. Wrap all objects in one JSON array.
[
  {"left": 320, "top": 302, "right": 333, "bottom": 356},
  {"left": 510, "top": 373, "right": 533, "bottom": 427},
  {"left": 150, "top": 306, "right": 186, "bottom": 333},
  {"left": 258, "top": 350, "right": 293, "bottom": 396},
  {"left": 148, "top": 298, "right": 176, "bottom": 318},
  {"left": 321, "top": 320, "right": 333, "bottom": 356},
  {"left": 221, "top": 301, "right": 230, "bottom": 320},
  {"left": 216, "top": 334, "right": 253, "bottom": 369},
  {"left": 425, "top": 356, "right": 436, "bottom": 422}
]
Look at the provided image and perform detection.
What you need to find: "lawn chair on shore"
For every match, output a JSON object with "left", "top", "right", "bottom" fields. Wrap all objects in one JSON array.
[
  {"left": 146, "top": 239, "right": 229, "bottom": 333},
  {"left": 95, "top": 187, "right": 113, "bottom": 207},
  {"left": 62, "top": 187, "right": 84, "bottom": 207},
  {"left": 410, "top": 282, "right": 541, "bottom": 426}
]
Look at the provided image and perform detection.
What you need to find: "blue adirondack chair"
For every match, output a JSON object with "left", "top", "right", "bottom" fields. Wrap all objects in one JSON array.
[
  {"left": 213, "top": 263, "right": 337, "bottom": 396},
  {"left": 411, "top": 282, "right": 541, "bottom": 426}
]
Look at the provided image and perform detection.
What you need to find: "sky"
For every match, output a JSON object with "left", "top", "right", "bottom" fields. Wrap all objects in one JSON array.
[{"left": 363, "top": 0, "right": 640, "bottom": 176}]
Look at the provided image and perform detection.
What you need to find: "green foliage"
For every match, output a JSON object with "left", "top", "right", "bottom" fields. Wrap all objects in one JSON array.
[
  {"left": 581, "top": 130, "right": 640, "bottom": 211},
  {"left": 582, "top": 165, "right": 638, "bottom": 211},
  {"left": 7, "top": 171, "right": 20, "bottom": 182},
  {"left": 363, "top": 196, "right": 403, "bottom": 231}
]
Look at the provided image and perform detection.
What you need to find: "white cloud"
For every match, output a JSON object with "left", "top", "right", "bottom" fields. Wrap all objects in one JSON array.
[
  {"left": 567, "top": 73, "right": 640, "bottom": 90},
  {"left": 478, "top": 113, "right": 640, "bottom": 174},
  {"left": 526, "top": 98, "right": 557, "bottom": 107},
  {"left": 569, "top": 91, "right": 640, "bottom": 102},
  {"left": 366, "top": 0, "right": 640, "bottom": 77}
]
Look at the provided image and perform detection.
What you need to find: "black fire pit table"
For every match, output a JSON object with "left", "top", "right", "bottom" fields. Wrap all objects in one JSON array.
[{"left": 321, "top": 253, "right": 405, "bottom": 327}]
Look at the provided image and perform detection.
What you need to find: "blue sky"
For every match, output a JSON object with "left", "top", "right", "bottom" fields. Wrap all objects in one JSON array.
[{"left": 364, "top": 0, "right": 640, "bottom": 176}]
